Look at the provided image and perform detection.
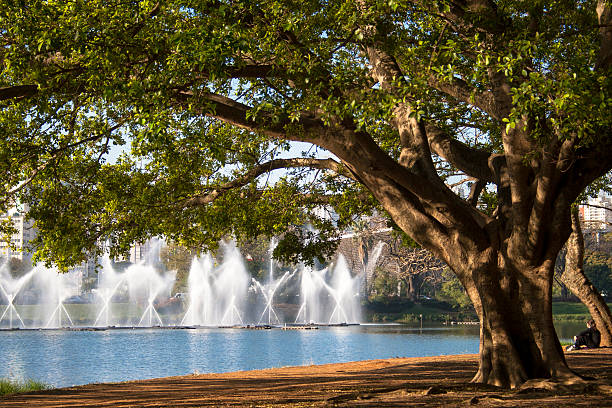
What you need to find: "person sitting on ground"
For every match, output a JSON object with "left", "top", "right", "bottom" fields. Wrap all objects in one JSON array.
[{"left": 566, "top": 319, "right": 601, "bottom": 351}]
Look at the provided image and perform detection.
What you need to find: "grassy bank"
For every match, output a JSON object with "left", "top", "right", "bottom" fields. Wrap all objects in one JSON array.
[
  {"left": 0, "top": 379, "right": 49, "bottom": 396},
  {"left": 552, "top": 301, "right": 595, "bottom": 322},
  {"left": 364, "top": 299, "right": 476, "bottom": 324},
  {"left": 2, "top": 300, "right": 607, "bottom": 326},
  {"left": 364, "top": 300, "right": 611, "bottom": 324}
]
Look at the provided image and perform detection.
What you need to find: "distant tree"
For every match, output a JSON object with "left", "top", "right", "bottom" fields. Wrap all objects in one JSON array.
[
  {"left": 349, "top": 218, "right": 381, "bottom": 294},
  {"left": 160, "top": 244, "right": 197, "bottom": 294},
  {"left": 584, "top": 251, "right": 612, "bottom": 295},
  {"left": 371, "top": 266, "right": 399, "bottom": 299},
  {"left": 81, "top": 275, "right": 98, "bottom": 293},
  {"left": 382, "top": 237, "right": 445, "bottom": 301},
  {"left": 8, "top": 257, "right": 30, "bottom": 279},
  {"left": 437, "top": 269, "right": 473, "bottom": 310},
  {"left": 238, "top": 235, "right": 275, "bottom": 282}
]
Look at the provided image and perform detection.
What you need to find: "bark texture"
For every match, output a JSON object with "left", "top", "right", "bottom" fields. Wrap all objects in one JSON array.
[{"left": 560, "top": 209, "right": 612, "bottom": 346}]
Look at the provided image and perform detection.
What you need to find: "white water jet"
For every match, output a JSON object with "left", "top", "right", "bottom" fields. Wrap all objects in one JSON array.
[
  {"left": 0, "top": 262, "right": 81, "bottom": 328},
  {"left": 27, "top": 265, "right": 80, "bottom": 329},
  {"left": 328, "top": 256, "right": 361, "bottom": 324},
  {"left": 0, "top": 263, "right": 35, "bottom": 328},
  {"left": 126, "top": 263, "right": 174, "bottom": 327},
  {"left": 92, "top": 254, "right": 175, "bottom": 327},
  {"left": 362, "top": 241, "right": 385, "bottom": 294},
  {"left": 252, "top": 268, "right": 297, "bottom": 325},
  {"left": 181, "top": 241, "right": 250, "bottom": 326},
  {"left": 1, "top": 238, "right": 366, "bottom": 328},
  {"left": 93, "top": 257, "right": 126, "bottom": 327},
  {"left": 295, "top": 255, "right": 361, "bottom": 324},
  {"left": 294, "top": 266, "right": 327, "bottom": 324}
]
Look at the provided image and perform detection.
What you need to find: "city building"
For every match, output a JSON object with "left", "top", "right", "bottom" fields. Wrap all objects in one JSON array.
[
  {"left": 450, "top": 183, "right": 468, "bottom": 200},
  {"left": 581, "top": 194, "right": 612, "bottom": 230},
  {"left": 0, "top": 203, "right": 36, "bottom": 262},
  {"left": 112, "top": 239, "right": 160, "bottom": 265},
  {"left": 129, "top": 241, "right": 153, "bottom": 264}
]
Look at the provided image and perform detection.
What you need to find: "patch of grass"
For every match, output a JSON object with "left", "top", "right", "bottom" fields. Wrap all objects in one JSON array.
[
  {"left": 553, "top": 314, "right": 591, "bottom": 322},
  {"left": 550, "top": 301, "right": 612, "bottom": 322},
  {"left": 552, "top": 302, "right": 591, "bottom": 315},
  {"left": 0, "top": 378, "right": 50, "bottom": 396},
  {"left": 364, "top": 300, "right": 477, "bottom": 323}
]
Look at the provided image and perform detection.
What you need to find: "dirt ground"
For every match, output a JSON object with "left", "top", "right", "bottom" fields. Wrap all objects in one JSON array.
[{"left": 2, "top": 348, "right": 612, "bottom": 407}]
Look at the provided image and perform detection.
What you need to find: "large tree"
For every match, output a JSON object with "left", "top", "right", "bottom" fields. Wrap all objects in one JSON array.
[{"left": 1, "top": 0, "right": 611, "bottom": 388}]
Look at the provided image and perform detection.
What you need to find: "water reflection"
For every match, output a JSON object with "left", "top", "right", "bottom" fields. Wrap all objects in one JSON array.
[{"left": 0, "top": 325, "right": 481, "bottom": 388}]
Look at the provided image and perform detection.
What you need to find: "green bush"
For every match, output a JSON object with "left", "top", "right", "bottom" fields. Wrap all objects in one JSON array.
[
  {"left": 437, "top": 271, "right": 472, "bottom": 310},
  {"left": 0, "top": 378, "right": 50, "bottom": 396}
]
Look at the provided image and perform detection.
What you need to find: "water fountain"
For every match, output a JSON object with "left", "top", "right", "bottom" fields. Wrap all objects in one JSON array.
[
  {"left": 181, "top": 241, "right": 250, "bottom": 326},
  {"left": 294, "top": 255, "right": 361, "bottom": 324},
  {"left": 0, "top": 264, "right": 34, "bottom": 328},
  {"left": 0, "top": 239, "right": 376, "bottom": 329},
  {"left": 29, "top": 265, "right": 79, "bottom": 328},
  {"left": 93, "top": 257, "right": 127, "bottom": 327},
  {"left": 126, "top": 263, "right": 175, "bottom": 327},
  {"left": 251, "top": 268, "right": 297, "bottom": 325},
  {"left": 0, "top": 262, "right": 81, "bottom": 329}
]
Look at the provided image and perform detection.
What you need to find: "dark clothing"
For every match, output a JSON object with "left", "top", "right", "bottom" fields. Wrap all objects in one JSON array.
[{"left": 574, "top": 327, "right": 601, "bottom": 348}]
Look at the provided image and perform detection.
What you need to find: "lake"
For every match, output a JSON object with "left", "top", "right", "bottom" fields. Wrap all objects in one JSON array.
[{"left": 0, "top": 322, "right": 584, "bottom": 388}]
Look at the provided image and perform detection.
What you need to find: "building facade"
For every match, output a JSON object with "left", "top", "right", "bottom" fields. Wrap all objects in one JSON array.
[
  {"left": 581, "top": 195, "right": 612, "bottom": 230},
  {"left": 0, "top": 204, "right": 36, "bottom": 262}
]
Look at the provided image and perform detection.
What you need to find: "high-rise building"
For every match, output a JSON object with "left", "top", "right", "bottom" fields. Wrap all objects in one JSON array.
[
  {"left": 129, "top": 241, "right": 152, "bottom": 264},
  {"left": 581, "top": 194, "right": 612, "bottom": 230},
  {"left": 112, "top": 239, "right": 161, "bottom": 265},
  {"left": 0, "top": 203, "right": 37, "bottom": 262}
]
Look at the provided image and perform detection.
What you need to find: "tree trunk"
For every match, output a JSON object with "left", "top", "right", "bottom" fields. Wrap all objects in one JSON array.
[
  {"left": 362, "top": 175, "right": 582, "bottom": 389},
  {"left": 560, "top": 209, "right": 612, "bottom": 346},
  {"left": 406, "top": 274, "right": 417, "bottom": 301},
  {"left": 461, "top": 251, "right": 575, "bottom": 388}
]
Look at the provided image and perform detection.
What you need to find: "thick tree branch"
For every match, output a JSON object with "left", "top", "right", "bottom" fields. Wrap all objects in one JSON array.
[
  {"left": 596, "top": 0, "right": 612, "bottom": 70},
  {"left": 364, "top": 44, "right": 438, "bottom": 177},
  {"left": 181, "top": 157, "right": 351, "bottom": 207},
  {"left": 173, "top": 90, "right": 324, "bottom": 144},
  {"left": 0, "top": 85, "right": 39, "bottom": 101},
  {"left": 407, "top": 0, "right": 506, "bottom": 38},
  {"left": 425, "top": 123, "right": 500, "bottom": 182},
  {"left": 468, "top": 179, "right": 486, "bottom": 207},
  {"left": 427, "top": 75, "right": 500, "bottom": 120},
  {"left": 565, "top": 142, "right": 612, "bottom": 203}
]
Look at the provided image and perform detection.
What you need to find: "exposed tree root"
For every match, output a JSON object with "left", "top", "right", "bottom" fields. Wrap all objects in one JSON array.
[
  {"left": 327, "top": 382, "right": 503, "bottom": 404},
  {"left": 328, "top": 378, "right": 612, "bottom": 406},
  {"left": 517, "top": 376, "right": 596, "bottom": 395}
]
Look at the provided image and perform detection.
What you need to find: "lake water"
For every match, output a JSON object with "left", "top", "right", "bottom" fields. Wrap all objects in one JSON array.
[{"left": 0, "top": 322, "right": 584, "bottom": 388}]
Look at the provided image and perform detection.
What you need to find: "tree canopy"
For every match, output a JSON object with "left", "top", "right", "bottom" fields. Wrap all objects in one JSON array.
[
  {"left": 1, "top": 0, "right": 612, "bottom": 387},
  {"left": 1, "top": 0, "right": 607, "bottom": 265}
]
